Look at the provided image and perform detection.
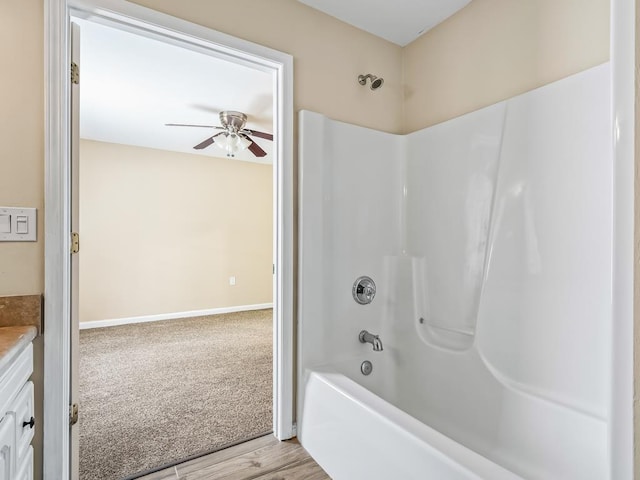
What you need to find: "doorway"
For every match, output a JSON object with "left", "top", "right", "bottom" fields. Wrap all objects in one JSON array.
[
  {"left": 74, "top": 16, "right": 278, "bottom": 479},
  {"left": 44, "top": 2, "right": 294, "bottom": 479}
]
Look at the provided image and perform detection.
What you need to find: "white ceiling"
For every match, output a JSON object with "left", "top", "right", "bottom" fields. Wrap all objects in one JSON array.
[
  {"left": 76, "top": 18, "right": 274, "bottom": 164},
  {"left": 298, "top": 0, "right": 471, "bottom": 46}
]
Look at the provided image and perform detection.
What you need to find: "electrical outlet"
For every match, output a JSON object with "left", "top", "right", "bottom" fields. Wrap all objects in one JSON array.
[{"left": 229, "top": 276, "right": 236, "bottom": 286}]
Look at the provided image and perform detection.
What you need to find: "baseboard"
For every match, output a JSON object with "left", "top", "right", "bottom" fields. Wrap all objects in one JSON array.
[{"left": 79, "top": 303, "right": 273, "bottom": 330}]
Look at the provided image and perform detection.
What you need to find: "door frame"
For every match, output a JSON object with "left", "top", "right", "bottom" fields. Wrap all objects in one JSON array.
[{"left": 43, "top": 1, "right": 295, "bottom": 478}]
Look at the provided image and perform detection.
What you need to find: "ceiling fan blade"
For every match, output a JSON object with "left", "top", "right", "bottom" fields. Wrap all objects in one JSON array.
[
  {"left": 189, "top": 103, "right": 224, "bottom": 115},
  {"left": 194, "top": 132, "right": 223, "bottom": 150},
  {"left": 242, "top": 129, "right": 273, "bottom": 141},
  {"left": 165, "top": 123, "right": 224, "bottom": 129},
  {"left": 246, "top": 138, "right": 268, "bottom": 157}
]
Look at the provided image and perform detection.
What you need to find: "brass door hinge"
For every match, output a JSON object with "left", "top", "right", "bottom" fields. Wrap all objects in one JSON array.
[
  {"left": 69, "top": 403, "right": 78, "bottom": 426},
  {"left": 71, "top": 62, "right": 79, "bottom": 85},
  {"left": 71, "top": 232, "right": 79, "bottom": 254}
]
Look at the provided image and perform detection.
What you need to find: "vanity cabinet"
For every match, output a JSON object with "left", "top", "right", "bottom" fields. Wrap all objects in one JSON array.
[{"left": 0, "top": 343, "right": 34, "bottom": 480}]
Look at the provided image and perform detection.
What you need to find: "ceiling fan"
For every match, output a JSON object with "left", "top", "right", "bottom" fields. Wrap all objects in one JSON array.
[{"left": 166, "top": 111, "right": 273, "bottom": 158}]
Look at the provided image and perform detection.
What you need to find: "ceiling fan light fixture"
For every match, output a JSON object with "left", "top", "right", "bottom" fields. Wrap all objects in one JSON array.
[
  {"left": 167, "top": 110, "right": 271, "bottom": 157},
  {"left": 214, "top": 132, "right": 248, "bottom": 157}
]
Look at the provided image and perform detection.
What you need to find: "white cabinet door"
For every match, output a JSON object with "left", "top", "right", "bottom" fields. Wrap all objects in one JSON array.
[{"left": 0, "top": 414, "right": 15, "bottom": 480}]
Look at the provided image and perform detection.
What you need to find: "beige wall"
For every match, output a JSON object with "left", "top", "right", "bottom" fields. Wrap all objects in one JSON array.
[
  {"left": 79, "top": 140, "right": 273, "bottom": 322},
  {"left": 0, "top": 0, "right": 44, "bottom": 294},
  {"left": 403, "top": 0, "right": 610, "bottom": 131}
]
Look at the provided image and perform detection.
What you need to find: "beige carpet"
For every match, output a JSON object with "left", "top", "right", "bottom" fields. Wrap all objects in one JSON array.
[{"left": 79, "top": 309, "right": 273, "bottom": 480}]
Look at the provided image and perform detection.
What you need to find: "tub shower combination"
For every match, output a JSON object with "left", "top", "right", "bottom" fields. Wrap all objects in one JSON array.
[{"left": 298, "top": 64, "right": 613, "bottom": 479}]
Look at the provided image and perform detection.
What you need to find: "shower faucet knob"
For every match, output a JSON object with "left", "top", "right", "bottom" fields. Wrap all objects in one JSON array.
[{"left": 353, "top": 276, "right": 376, "bottom": 305}]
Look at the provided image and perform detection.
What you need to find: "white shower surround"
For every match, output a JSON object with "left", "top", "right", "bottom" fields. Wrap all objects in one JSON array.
[{"left": 298, "top": 63, "right": 613, "bottom": 479}]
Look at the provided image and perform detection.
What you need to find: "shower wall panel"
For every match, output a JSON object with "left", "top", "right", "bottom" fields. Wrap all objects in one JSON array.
[
  {"left": 476, "top": 63, "right": 612, "bottom": 418},
  {"left": 298, "top": 111, "right": 404, "bottom": 373},
  {"left": 405, "top": 103, "right": 506, "bottom": 350},
  {"left": 403, "top": 63, "right": 611, "bottom": 416}
]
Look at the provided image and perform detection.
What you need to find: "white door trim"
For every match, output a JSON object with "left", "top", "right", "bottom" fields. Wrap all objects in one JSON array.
[{"left": 44, "top": 1, "right": 295, "bottom": 478}]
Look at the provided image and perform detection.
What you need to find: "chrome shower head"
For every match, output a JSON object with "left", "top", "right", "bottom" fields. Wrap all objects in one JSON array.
[
  {"left": 358, "top": 73, "right": 384, "bottom": 91},
  {"left": 370, "top": 77, "right": 384, "bottom": 90}
]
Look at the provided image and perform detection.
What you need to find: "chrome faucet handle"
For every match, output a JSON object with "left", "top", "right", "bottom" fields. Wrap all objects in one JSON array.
[{"left": 353, "top": 276, "right": 376, "bottom": 305}]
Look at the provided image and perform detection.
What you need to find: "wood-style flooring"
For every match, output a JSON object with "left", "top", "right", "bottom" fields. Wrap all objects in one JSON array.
[{"left": 136, "top": 435, "right": 331, "bottom": 480}]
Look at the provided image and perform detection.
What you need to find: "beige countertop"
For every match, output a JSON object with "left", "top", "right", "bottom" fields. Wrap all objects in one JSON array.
[{"left": 0, "top": 326, "right": 36, "bottom": 378}]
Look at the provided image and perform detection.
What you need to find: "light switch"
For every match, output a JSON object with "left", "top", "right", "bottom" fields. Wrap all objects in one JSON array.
[
  {"left": 0, "top": 207, "right": 36, "bottom": 242},
  {"left": 16, "top": 216, "right": 28, "bottom": 234},
  {"left": 0, "top": 214, "right": 10, "bottom": 234}
]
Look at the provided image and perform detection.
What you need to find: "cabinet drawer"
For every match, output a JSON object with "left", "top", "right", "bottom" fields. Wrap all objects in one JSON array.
[
  {"left": 14, "top": 446, "right": 31, "bottom": 480},
  {"left": 11, "top": 382, "right": 33, "bottom": 463}
]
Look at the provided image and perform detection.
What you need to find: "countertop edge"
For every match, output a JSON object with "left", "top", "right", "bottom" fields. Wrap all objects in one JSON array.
[{"left": 0, "top": 326, "right": 37, "bottom": 380}]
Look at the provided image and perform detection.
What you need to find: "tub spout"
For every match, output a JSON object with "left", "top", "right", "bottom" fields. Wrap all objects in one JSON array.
[{"left": 359, "top": 330, "right": 383, "bottom": 351}]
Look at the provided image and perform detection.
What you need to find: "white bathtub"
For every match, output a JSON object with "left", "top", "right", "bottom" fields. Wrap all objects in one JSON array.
[
  {"left": 299, "top": 347, "right": 607, "bottom": 480},
  {"left": 300, "top": 367, "right": 521, "bottom": 480}
]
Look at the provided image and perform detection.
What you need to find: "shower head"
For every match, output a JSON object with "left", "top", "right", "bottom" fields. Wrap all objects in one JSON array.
[
  {"left": 358, "top": 74, "right": 384, "bottom": 91},
  {"left": 370, "top": 77, "right": 384, "bottom": 90}
]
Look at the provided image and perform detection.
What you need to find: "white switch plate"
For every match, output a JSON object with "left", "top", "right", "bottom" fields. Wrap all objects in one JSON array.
[
  {"left": 229, "top": 276, "right": 236, "bottom": 286},
  {"left": 0, "top": 207, "right": 37, "bottom": 242}
]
